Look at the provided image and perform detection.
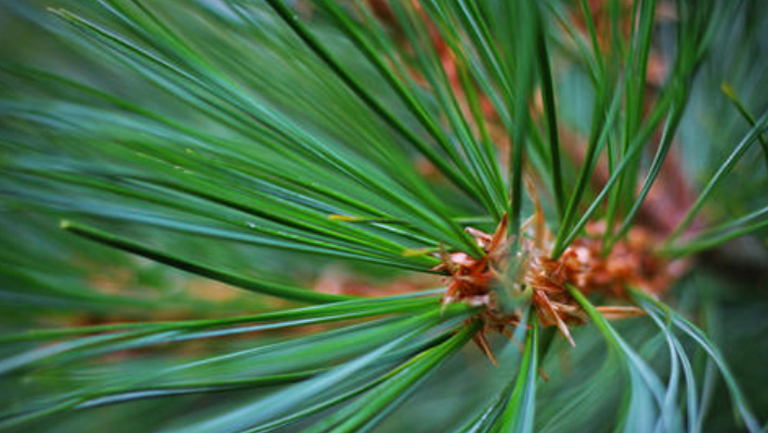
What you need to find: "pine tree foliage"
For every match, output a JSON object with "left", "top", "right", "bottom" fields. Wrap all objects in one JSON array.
[{"left": 0, "top": 0, "right": 767, "bottom": 432}]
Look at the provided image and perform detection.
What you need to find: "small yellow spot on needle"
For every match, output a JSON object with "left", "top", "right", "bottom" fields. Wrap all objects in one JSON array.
[
  {"left": 720, "top": 82, "right": 736, "bottom": 99},
  {"left": 328, "top": 214, "right": 360, "bottom": 222},
  {"left": 402, "top": 248, "right": 437, "bottom": 257}
]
